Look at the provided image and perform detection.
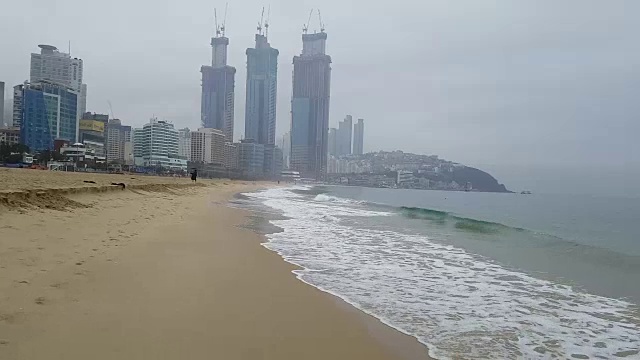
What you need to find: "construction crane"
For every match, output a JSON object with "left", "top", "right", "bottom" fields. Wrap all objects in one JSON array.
[
  {"left": 107, "top": 101, "right": 115, "bottom": 120},
  {"left": 302, "top": 8, "right": 313, "bottom": 33},
  {"left": 317, "top": 9, "right": 325, "bottom": 33},
  {"left": 264, "top": 5, "right": 271, "bottom": 38},
  {"left": 221, "top": 2, "right": 228, "bottom": 36},
  {"left": 257, "top": 7, "right": 265, "bottom": 35},
  {"left": 214, "top": 8, "right": 220, "bottom": 37}
]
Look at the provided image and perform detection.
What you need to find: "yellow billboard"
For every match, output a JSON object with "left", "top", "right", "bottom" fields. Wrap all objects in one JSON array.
[{"left": 79, "top": 120, "right": 105, "bottom": 133}]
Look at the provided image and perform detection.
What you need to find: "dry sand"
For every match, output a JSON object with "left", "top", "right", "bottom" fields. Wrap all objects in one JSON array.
[{"left": 0, "top": 169, "right": 431, "bottom": 359}]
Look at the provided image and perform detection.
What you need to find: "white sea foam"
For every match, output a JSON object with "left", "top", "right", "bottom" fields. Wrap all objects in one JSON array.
[
  {"left": 244, "top": 187, "right": 640, "bottom": 359},
  {"left": 314, "top": 193, "right": 366, "bottom": 205}
]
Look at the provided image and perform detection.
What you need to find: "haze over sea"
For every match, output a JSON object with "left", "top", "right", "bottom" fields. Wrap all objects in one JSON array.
[{"left": 240, "top": 185, "right": 640, "bottom": 359}]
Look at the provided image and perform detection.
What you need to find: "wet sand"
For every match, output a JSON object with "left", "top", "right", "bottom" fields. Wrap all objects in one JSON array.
[{"left": 0, "top": 169, "right": 431, "bottom": 359}]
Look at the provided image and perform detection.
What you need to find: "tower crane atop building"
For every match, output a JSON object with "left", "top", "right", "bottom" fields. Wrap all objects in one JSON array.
[
  {"left": 257, "top": 7, "right": 265, "bottom": 35},
  {"left": 214, "top": 3, "right": 228, "bottom": 38},
  {"left": 265, "top": 5, "right": 271, "bottom": 38},
  {"left": 302, "top": 8, "right": 313, "bottom": 33},
  {"left": 317, "top": 9, "right": 325, "bottom": 33}
]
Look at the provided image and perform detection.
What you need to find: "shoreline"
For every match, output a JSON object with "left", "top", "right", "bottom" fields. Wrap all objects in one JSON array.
[
  {"left": 0, "top": 169, "right": 431, "bottom": 359},
  {"left": 237, "top": 191, "right": 433, "bottom": 359}
]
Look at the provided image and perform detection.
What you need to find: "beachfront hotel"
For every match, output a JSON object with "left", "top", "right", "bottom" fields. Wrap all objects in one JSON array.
[{"left": 133, "top": 118, "right": 186, "bottom": 171}]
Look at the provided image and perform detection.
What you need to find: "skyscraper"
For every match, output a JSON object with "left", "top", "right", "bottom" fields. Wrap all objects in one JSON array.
[
  {"left": 30, "top": 45, "right": 87, "bottom": 130},
  {"left": 327, "top": 127, "right": 337, "bottom": 157},
  {"left": 0, "top": 81, "right": 5, "bottom": 127},
  {"left": 337, "top": 115, "right": 352, "bottom": 156},
  {"left": 245, "top": 33, "right": 278, "bottom": 145},
  {"left": 353, "top": 118, "right": 364, "bottom": 155},
  {"left": 281, "top": 131, "right": 291, "bottom": 168},
  {"left": 201, "top": 31, "right": 236, "bottom": 141},
  {"left": 290, "top": 31, "right": 332, "bottom": 179},
  {"left": 19, "top": 81, "right": 78, "bottom": 151}
]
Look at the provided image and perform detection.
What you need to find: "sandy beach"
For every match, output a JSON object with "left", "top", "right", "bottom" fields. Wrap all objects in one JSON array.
[{"left": 0, "top": 168, "right": 430, "bottom": 359}]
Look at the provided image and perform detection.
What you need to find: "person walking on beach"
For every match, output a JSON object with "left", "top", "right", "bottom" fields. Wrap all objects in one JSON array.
[{"left": 190, "top": 169, "right": 198, "bottom": 182}]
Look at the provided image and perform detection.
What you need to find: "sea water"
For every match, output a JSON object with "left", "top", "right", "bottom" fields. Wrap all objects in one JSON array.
[{"left": 239, "top": 186, "right": 640, "bottom": 359}]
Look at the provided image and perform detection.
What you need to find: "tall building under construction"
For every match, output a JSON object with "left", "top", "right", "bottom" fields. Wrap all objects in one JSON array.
[
  {"left": 201, "top": 18, "right": 236, "bottom": 141},
  {"left": 244, "top": 30, "right": 278, "bottom": 146},
  {"left": 290, "top": 30, "right": 332, "bottom": 179}
]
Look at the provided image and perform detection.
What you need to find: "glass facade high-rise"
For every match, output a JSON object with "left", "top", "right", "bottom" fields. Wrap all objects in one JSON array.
[
  {"left": 244, "top": 34, "right": 278, "bottom": 145},
  {"left": 19, "top": 81, "right": 78, "bottom": 152},
  {"left": 201, "top": 36, "right": 236, "bottom": 141},
  {"left": 290, "top": 32, "right": 332, "bottom": 179}
]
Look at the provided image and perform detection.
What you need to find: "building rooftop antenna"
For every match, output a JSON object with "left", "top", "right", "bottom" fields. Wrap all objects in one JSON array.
[
  {"left": 264, "top": 5, "right": 271, "bottom": 38},
  {"left": 303, "top": 8, "right": 313, "bottom": 33},
  {"left": 257, "top": 7, "right": 265, "bottom": 35}
]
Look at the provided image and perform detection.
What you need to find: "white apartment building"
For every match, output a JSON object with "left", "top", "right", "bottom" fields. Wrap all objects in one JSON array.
[{"left": 133, "top": 118, "right": 185, "bottom": 170}]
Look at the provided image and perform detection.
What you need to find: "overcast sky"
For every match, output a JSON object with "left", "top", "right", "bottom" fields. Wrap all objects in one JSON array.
[{"left": 1, "top": 0, "right": 638, "bottom": 195}]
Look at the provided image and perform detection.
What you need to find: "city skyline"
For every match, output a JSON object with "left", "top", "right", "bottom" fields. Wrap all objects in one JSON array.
[{"left": 1, "top": 1, "right": 638, "bottom": 194}]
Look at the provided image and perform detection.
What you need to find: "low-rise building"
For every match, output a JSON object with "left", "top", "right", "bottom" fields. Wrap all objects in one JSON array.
[
  {"left": 0, "top": 127, "right": 20, "bottom": 145},
  {"left": 397, "top": 170, "right": 415, "bottom": 187},
  {"left": 78, "top": 117, "right": 106, "bottom": 156},
  {"left": 237, "top": 139, "right": 264, "bottom": 179}
]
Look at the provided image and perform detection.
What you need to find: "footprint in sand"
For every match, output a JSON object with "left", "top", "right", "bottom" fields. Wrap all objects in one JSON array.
[
  {"left": 50, "top": 282, "right": 67, "bottom": 289},
  {"left": 0, "top": 312, "right": 25, "bottom": 324}
]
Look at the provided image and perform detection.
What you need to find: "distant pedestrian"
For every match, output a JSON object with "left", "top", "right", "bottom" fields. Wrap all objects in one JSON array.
[{"left": 190, "top": 169, "right": 198, "bottom": 182}]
